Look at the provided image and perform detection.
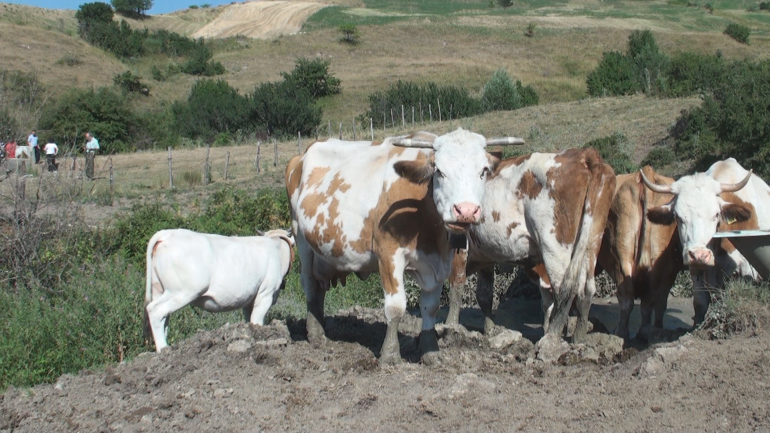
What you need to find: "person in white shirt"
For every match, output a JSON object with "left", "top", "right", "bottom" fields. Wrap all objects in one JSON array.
[
  {"left": 27, "top": 130, "right": 39, "bottom": 164},
  {"left": 44, "top": 138, "right": 58, "bottom": 172},
  {"left": 84, "top": 132, "right": 99, "bottom": 180}
]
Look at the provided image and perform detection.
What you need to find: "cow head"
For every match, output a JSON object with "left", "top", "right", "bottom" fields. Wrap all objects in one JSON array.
[
  {"left": 392, "top": 128, "right": 524, "bottom": 234},
  {"left": 642, "top": 169, "right": 753, "bottom": 268}
]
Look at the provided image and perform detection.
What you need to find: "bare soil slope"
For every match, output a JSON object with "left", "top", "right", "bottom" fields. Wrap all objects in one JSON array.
[
  {"left": 3, "top": 308, "right": 769, "bottom": 432},
  {"left": 192, "top": 1, "right": 327, "bottom": 39}
]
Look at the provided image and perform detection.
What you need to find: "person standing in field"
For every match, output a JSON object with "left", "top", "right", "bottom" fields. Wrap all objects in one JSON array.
[
  {"left": 44, "top": 138, "right": 58, "bottom": 172},
  {"left": 27, "top": 130, "right": 39, "bottom": 164},
  {"left": 84, "top": 132, "right": 99, "bottom": 180}
]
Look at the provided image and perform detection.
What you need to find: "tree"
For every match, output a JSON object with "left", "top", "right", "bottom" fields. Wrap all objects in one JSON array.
[
  {"left": 75, "top": 2, "right": 114, "bottom": 37},
  {"left": 497, "top": 0, "right": 513, "bottom": 10},
  {"left": 281, "top": 58, "right": 341, "bottom": 99},
  {"left": 111, "top": 0, "right": 153, "bottom": 17},
  {"left": 339, "top": 23, "right": 359, "bottom": 45}
]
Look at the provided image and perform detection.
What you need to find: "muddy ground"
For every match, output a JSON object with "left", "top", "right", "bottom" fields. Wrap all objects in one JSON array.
[{"left": 3, "top": 304, "right": 770, "bottom": 433}]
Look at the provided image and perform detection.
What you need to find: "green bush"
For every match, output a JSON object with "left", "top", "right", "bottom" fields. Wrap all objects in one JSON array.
[
  {"left": 113, "top": 70, "right": 149, "bottom": 94},
  {"left": 189, "top": 4, "right": 199, "bottom": 9},
  {"left": 112, "top": 0, "right": 153, "bottom": 17},
  {"left": 760, "top": 1, "right": 770, "bottom": 10},
  {"left": 724, "top": 23, "right": 750, "bottom": 44},
  {"left": 75, "top": 2, "right": 113, "bottom": 38},
  {"left": 582, "top": 133, "right": 636, "bottom": 174},
  {"left": 481, "top": 69, "right": 522, "bottom": 112},
  {"left": 339, "top": 23, "right": 359, "bottom": 44},
  {"left": 666, "top": 52, "right": 724, "bottom": 97},
  {"left": 627, "top": 30, "right": 669, "bottom": 95},
  {"left": 281, "top": 58, "right": 341, "bottom": 99},
  {"left": 587, "top": 51, "right": 638, "bottom": 96},
  {"left": 39, "top": 86, "right": 138, "bottom": 152},
  {"left": 249, "top": 80, "right": 323, "bottom": 137},
  {"left": 172, "top": 79, "right": 250, "bottom": 143},
  {"left": 641, "top": 146, "right": 676, "bottom": 169}
]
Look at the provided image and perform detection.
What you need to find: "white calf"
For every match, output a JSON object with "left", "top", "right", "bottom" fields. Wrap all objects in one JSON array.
[{"left": 144, "top": 228, "right": 295, "bottom": 352}]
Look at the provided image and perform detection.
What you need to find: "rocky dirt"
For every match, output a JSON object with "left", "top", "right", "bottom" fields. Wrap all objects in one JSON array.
[{"left": 3, "top": 307, "right": 770, "bottom": 432}]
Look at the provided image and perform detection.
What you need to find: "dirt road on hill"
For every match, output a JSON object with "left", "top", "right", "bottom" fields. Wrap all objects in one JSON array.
[{"left": 192, "top": 1, "right": 326, "bottom": 39}]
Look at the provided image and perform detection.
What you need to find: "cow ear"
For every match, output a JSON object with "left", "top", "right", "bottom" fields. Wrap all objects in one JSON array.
[
  {"left": 487, "top": 152, "right": 501, "bottom": 173},
  {"left": 647, "top": 204, "right": 675, "bottom": 225},
  {"left": 394, "top": 158, "right": 435, "bottom": 184},
  {"left": 721, "top": 203, "right": 752, "bottom": 225}
]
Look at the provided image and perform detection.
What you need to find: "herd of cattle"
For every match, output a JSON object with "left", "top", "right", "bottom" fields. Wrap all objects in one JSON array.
[{"left": 144, "top": 128, "right": 767, "bottom": 364}]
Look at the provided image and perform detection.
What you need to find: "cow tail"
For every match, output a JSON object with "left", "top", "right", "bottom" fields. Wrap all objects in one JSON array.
[
  {"left": 144, "top": 231, "right": 164, "bottom": 346},
  {"left": 551, "top": 150, "right": 616, "bottom": 335}
]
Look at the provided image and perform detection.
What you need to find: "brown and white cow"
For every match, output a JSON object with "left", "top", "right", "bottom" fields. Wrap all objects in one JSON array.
[
  {"left": 597, "top": 166, "right": 683, "bottom": 340},
  {"left": 451, "top": 148, "right": 616, "bottom": 344},
  {"left": 285, "top": 128, "right": 524, "bottom": 364},
  {"left": 642, "top": 158, "right": 767, "bottom": 325}
]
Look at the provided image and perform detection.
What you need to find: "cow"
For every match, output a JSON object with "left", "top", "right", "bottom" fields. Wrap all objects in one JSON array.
[
  {"left": 449, "top": 148, "right": 616, "bottom": 344},
  {"left": 144, "top": 228, "right": 295, "bottom": 352},
  {"left": 596, "top": 166, "right": 683, "bottom": 340},
  {"left": 285, "top": 128, "right": 524, "bottom": 365},
  {"left": 641, "top": 158, "right": 768, "bottom": 325}
]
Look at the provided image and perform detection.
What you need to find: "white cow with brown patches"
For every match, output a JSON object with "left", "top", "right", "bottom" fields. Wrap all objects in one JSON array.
[
  {"left": 642, "top": 158, "right": 769, "bottom": 325},
  {"left": 144, "top": 229, "right": 295, "bottom": 352},
  {"left": 450, "top": 148, "right": 616, "bottom": 344},
  {"left": 285, "top": 128, "right": 523, "bottom": 364}
]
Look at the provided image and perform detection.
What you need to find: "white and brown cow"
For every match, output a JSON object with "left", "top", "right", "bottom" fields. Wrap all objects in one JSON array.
[
  {"left": 285, "top": 128, "right": 523, "bottom": 364},
  {"left": 451, "top": 148, "right": 616, "bottom": 343},
  {"left": 144, "top": 229, "right": 295, "bottom": 352},
  {"left": 642, "top": 158, "right": 769, "bottom": 325},
  {"left": 597, "top": 166, "right": 683, "bottom": 340}
]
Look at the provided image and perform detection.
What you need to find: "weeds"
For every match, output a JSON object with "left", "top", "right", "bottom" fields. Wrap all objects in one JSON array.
[{"left": 701, "top": 278, "right": 770, "bottom": 339}]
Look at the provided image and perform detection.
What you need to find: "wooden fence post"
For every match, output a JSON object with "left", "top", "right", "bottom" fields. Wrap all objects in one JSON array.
[
  {"left": 412, "top": 106, "right": 415, "bottom": 127},
  {"left": 167, "top": 147, "right": 174, "bottom": 189},
  {"left": 429, "top": 104, "right": 432, "bottom": 122},
  {"left": 339, "top": 122, "right": 342, "bottom": 140},
  {"left": 450, "top": 104, "right": 453, "bottom": 121},
  {"left": 438, "top": 98, "right": 442, "bottom": 122},
  {"left": 204, "top": 144, "right": 210, "bottom": 185},
  {"left": 328, "top": 120, "right": 332, "bottom": 138},
  {"left": 353, "top": 120, "right": 357, "bottom": 141},
  {"left": 109, "top": 158, "right": 114, "bottom": 193},
  {"left": 391, "top": 108, "right": 395, "bottom": 128},
  {"left": 420, "top": 102, "right": 423, "bottom": 123},
  {"left": 224, "top": 151, "right": 230, "bottom": 180},
  {"left": 297, "top": 132, "right": 302, "bottom": 155},
  {"left": 273, "top": 140, "right": 277, "bottom": 167},
  {"left": 383, "top": 113, "right": 386, "bottom": 132},
  {"left": 256, "top": 141, "right": 261, "bottom": 174},
  {"left": 401, "top": 105, "right": 405, "bottom": 127}
]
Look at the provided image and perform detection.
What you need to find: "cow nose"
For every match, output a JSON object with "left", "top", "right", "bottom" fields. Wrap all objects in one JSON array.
[
  {"left": 687, "top": 248, "right": 714, "bottom": 266},
  {"left": 453, "top": 203, "right": 481, "bottom": 223}
]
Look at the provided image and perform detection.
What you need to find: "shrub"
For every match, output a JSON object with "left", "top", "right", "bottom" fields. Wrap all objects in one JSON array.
[
  {"left": 724, "top": 23, "right": 750, "bottom": 44},
  {"left": 189, "top": 4, "right": 199, "bottom": 9},
  {"left": 180, "top": 47, "right": 226, "bottom": 76},
  {"left": 112, "top": 0, "right": 153, "bottom": 17},
  {"left": 281, "top": 58, "right": 341, "bottom": 99},
  {"left": 150, "top": 65, "right": 166, "bottom": 81},
  {"left": 172, "top": 79, "right": 250, "bottom": 143},
  {"left": 666, "top": 52, "right": 724, "bottom": 97},
  {"left": 587, "top": 51, "right": 638, "bottom": 96},
  {"left": 249, "top": 80, "right": 323, "bottom": 137},
  {"left": 626, "top": 30, "right": 669, "bottom": 95},
  {"left": 497, "top": 0, "right": 513, "bottom": 9},
  {"left": 582, "top": 133, "right": 636, "bottom": 174},
  {"left": 75, "top": 2, "right": 113, "bottom": 38},
  {"left": 761, "top": 1, "right": 770, "bottom": 10},
  {"left": 481, "top": 69, "right": 522, "bottom": 112},
  {"left": 701, "top": 278, "right": 770, "bottom": 339},
  {"left": 339, "top": 23, "right": 359, "bottom": 45},
  {"left": 525, "top": 22, "right": 536, "bottom": 37},
  {"left": 56, "top": 54, "right": 82, "bottom": 66},
  {"left": 201, "top": 3, "right": 211, "bottom": 7},
  {"left": 39, "top": 86, "right": 137, "bottom": 152},
  {"left": 641, "top": 146, "right": 676, "bottom": 169},
  {"left": 113, "top": 70, "right": 149, "bottom": 94}
]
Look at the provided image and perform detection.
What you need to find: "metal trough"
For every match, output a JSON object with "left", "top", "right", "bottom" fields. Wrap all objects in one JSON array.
[{"left": 712, "top": 230, "right": 770, "bottom": 279}]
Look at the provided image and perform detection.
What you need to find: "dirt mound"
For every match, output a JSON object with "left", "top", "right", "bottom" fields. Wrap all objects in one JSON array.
[
  {"left": 192, "top": 1, "right": 327, "bottom": 40},
  {"left": 3, "top": 309, "right": 770, "bottom": 432}
]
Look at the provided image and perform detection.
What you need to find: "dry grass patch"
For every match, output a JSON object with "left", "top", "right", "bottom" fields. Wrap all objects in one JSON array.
[{"left": 192, "top": 1, "right": 328, "bottom": 39}]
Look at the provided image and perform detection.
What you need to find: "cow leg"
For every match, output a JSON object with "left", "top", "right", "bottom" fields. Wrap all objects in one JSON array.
[
  {"left": 146, "top": 291, "right": 201, "bottom": 352},
  {"left": 475, "top": 267, "right": 496, "bottom": 335},
  {"left": 573, "top": 275, "right": 595, "bottom": 343},
  {"left": 540, "top": 287, "right": 554, "bottom": 335},
  {"left": 692, "top": 270, "right": 715, "bottom": 327},
  {"left": 298, "top": 239, "right": 326, "bottom": 347},
  {"left": 379, "top": 255, "right": 407, "bottom": 365},
  {"left": 446, "top": 249, "right": 468, "bottom": 328},
  {"left": 614, "top": 278, "right": 634, "bottom": 341},
  {"left": 248, "top": 281, "right": 282, "bottom": 325},
  {"left": 419, "top": 282, "right": 443, "bottom": 366},
  {"left": 638, "top": 296, "right": 654, "bottom": 341}
]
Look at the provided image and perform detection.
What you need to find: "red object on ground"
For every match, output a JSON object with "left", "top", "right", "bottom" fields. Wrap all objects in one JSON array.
[{"left": 5, "top": 141, "right": 16, "bottom": 159}]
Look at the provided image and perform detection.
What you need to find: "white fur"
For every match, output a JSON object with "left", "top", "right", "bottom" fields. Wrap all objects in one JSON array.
[{"left": 145, "top": 229, "right": 294, "bottom": 352}]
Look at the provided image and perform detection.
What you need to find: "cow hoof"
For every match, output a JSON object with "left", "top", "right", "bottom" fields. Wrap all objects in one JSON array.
[
  {"left": 307, "top": 332, "right": 327, "bottom": 348},
  {"left": 483, "top": 317, "right": 496, "bottom": 336},
  {"left": 379, "top": 351, "right": 402, "bottom": 366},
  {"left": 420, "top": 351, "right": 443, "bottom": 367}
]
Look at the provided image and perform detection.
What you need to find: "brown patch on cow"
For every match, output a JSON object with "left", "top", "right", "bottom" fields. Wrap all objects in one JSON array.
[
  {"left": 371, "top": 140, "right": 383, "bottom": 146},
  {"left": 492, "top": 211, "right": 501, "bottom": 222},
  {"left": 646, "top": 205, "right": 676, "bottom": 226},
  {"left": 507, "top": 222, "right": 519, "bottom": 237},
  {"left": 450, "top": 249, "right": 468, "bottom": 286},
  {"left": 526, "top": 263, "right": 552, "bottom": 289},
  {"left": 545, "top": 149, "right": 596, "bottom": 245},
  {"left": 307, "top": 167, "right": 331, "bottom": 188},
  {"left": 394, "top": 152, "right": 434, "bottom": 185},
  {"left": 492, "top": 153, "right": 532, "bottom": 179},
  {"left": 285, "top": 155, "right": 304, "bottom": 200},
  {"left": 717, "top": 193, "right": 759, "bottom": 255},
  {"left": 517, "top": 170, "right": 543, "bottom": 200},
  {"left": 151, "top": 239, "right": 162, "bottom": 256}
]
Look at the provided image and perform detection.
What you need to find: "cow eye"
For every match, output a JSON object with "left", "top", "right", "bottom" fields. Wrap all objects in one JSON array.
[{"left": 480, "top": 167, "right": 490, "bottom": 179}]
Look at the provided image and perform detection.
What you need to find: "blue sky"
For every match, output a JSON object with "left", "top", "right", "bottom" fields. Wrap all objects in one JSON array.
[{"left": 3, "top": 0, "right": 233, "bottom": 14}]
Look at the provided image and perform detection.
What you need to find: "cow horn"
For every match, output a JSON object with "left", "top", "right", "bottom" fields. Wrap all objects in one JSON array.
[
  {"left": 640, "top": 169, "right": 673, "bottom": 194},
  {"left": 720, "top": 170, "right": 752, "bottom": 193},
  {"left": 486, "top": 137, "right": 525, "bottom": 146},
  {"left": 256, "top": 229, "right": 265, "bottom": 236},
  {"left": 391, "top": 138, "right": 435, "bottom": 148}
]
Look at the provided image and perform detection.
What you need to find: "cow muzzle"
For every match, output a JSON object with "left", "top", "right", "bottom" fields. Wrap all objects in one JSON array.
[
  {"left": 686, "top": 247, "right": 715, "bottom": 267},
  {"left": 446, "top": 203, "right": 481, "bottom": 233}
]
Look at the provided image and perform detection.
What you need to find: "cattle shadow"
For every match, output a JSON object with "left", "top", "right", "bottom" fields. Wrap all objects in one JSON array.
[{"left": 285, "top": 314, "right": 423, "bottom": 363}]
